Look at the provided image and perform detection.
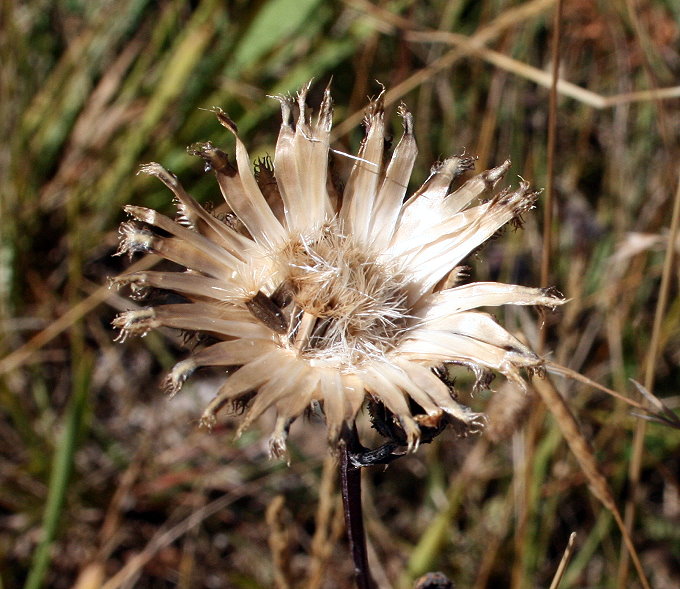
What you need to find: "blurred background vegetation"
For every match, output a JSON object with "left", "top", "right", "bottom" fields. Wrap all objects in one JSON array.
[{"left": 1, "top": 0, "right": 679, "bottom": 587}]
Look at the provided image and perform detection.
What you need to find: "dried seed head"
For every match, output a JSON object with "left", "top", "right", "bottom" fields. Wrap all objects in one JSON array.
[{"left": 112, "top": 84, "right": 565, "bottom": 458}]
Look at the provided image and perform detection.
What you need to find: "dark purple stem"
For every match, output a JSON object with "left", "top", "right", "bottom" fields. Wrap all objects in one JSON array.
[{"left": 340, "top": 426, "right": 376, "bottom": 589}]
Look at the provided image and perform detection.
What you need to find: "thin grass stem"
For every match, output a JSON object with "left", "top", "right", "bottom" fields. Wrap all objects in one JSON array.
[{"left": 23, "top": 354, "right": 92, "bottom": 589}]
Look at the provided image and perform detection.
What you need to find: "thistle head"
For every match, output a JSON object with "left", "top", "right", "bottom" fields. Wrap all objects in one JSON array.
[{"left": 112, "top": 84, "right": 564, "bottom": 460}]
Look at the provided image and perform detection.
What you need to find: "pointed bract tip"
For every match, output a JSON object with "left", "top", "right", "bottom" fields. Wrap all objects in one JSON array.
[
  {"left": 397, "top": 103, "right": 414, "bottom": 135},
  {"left": 187, "top": 142, "right": 233, "bottom": 175},
  {"left": 137, "top": 162, "right": 164, "bottom": 177},
  {"left": 482, "top": 159, "right": 512, "bottom": 188},
  {"left": 164, "top": 359, "right": 197, "bottom": 398},
  {"left": 268, "top": 433, "right": 289, "bottom": 462},
  {"left": 211, "top": 107, "right": 238, "bottom": 134},
  {"left": 364, "top": 84, "right": 386, "bottom": 125},
  {"left": 138, "top": 162, "right": 180, "bottom": 190},
  {"left": 317, "top": 85, "right": 334, "bottom": 130},
  {"left": 199, "top": 414, "right": 216, "bottom": 431}
]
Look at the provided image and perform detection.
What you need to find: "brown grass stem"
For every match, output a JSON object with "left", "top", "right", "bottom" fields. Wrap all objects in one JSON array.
[
  {"left": 0, "top": 254, "right": 159, "bottom": 376},
  {"left": 531, "top": 375, "right": 651, "bottom": 589},
  {"left": 513, "top": 4, "right": 562, "bottom": 585},
  {"left": 545, "top": 362, "right": 647, "bottom": 412},
  {"left": 548, "top": 532, "right": 576, "bottom": 589},
  {"left": 99, "top": 477, "right": 268, "bottom": 589},
  {"left": 619, "top": 159, "right": 680, "bottom": 588},
  {"left": 308, "top": 456, "right": 340, "bottom": 589},
  {"left": 339, "top": 0, "right": 680, "bottom": 139},
  {"left": 541, "top": 0, "right": 563, "bottom": 318},
  {"left": 333, "top": 0, "right": 558, "bottom": 138},
  {"left": 266, "top": 495, "right": 293, "bottom": 589},
  {"left": 616, "top": 1, "right": 680, "bottom": 580}
]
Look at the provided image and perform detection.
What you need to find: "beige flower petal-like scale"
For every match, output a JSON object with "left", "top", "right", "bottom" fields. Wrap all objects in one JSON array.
[{"left": 112, "top": 85, "right": 565, "bottom": 459}]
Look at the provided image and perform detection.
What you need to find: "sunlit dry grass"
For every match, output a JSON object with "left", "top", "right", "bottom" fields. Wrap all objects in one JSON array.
[{"left": 1, "top": 1, "right": 679, "bottom": 588}]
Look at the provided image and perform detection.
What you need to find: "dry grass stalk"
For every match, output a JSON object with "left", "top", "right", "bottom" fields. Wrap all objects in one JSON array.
[
  {"left": 548, "top": 532, "right": 576, "bottom": 589},
  {"left": 308, "top": 456, "right": 340, "bottom": 589},
  {"left": 345, "top": 0, "right": 680, "bottom": 119},
  {"left": 267, "top": 495, "right": 294, "bottom": 589},
  {"left": 99, "top": 479, "right": 264, "bottom": 589},
  {"left": 618, "top": 163, "right": 680, "bottom": 587},
  {"left": 0, "top": 255, "right": 159, "bottom": 376},
  {"left": 334, "top": 0, "right": 560, "bottom": 137},
  {"left": 530, "top": 374, "right": 651, "bottom": 589}
]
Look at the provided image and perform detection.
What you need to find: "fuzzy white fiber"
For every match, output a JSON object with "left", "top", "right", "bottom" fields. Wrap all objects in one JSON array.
[{"left": 113, "top": 84, "right": 564, "bottom": 458}]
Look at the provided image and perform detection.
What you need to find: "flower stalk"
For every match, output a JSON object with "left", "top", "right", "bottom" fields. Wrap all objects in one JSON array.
[{"left": 339, "top": 424, "right": 376, "bottom": 589}]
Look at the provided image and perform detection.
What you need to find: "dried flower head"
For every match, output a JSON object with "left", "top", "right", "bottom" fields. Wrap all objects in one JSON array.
[{"left": 112, "top": 84, "right": 564, "bottom": 459}]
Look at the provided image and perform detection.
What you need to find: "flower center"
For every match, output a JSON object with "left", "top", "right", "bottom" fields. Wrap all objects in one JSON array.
[{"left": 277, "top": 224, "right": 411, "bottom": 366}]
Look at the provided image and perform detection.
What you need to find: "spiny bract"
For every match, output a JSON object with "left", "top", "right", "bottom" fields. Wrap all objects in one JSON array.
[{"left": 112, "top": 84, "right": 564, "bottom": 459}]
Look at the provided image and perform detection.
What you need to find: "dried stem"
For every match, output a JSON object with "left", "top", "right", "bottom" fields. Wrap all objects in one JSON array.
[
  {"left": 548, "top": 532, "right": 576, "bottom": 589},
  {"left": 339, "top": 425, "right": 376, "bottom": 589}
]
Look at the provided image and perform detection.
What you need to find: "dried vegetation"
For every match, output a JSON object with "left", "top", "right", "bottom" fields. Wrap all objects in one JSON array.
[{"left": 1, "top": 1, "right": 679, "bottom": 588}]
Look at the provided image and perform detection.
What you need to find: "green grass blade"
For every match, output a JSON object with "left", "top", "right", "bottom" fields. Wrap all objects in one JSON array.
[{"left": 23, "top": 353, "right": 92, "bottom": 589}]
